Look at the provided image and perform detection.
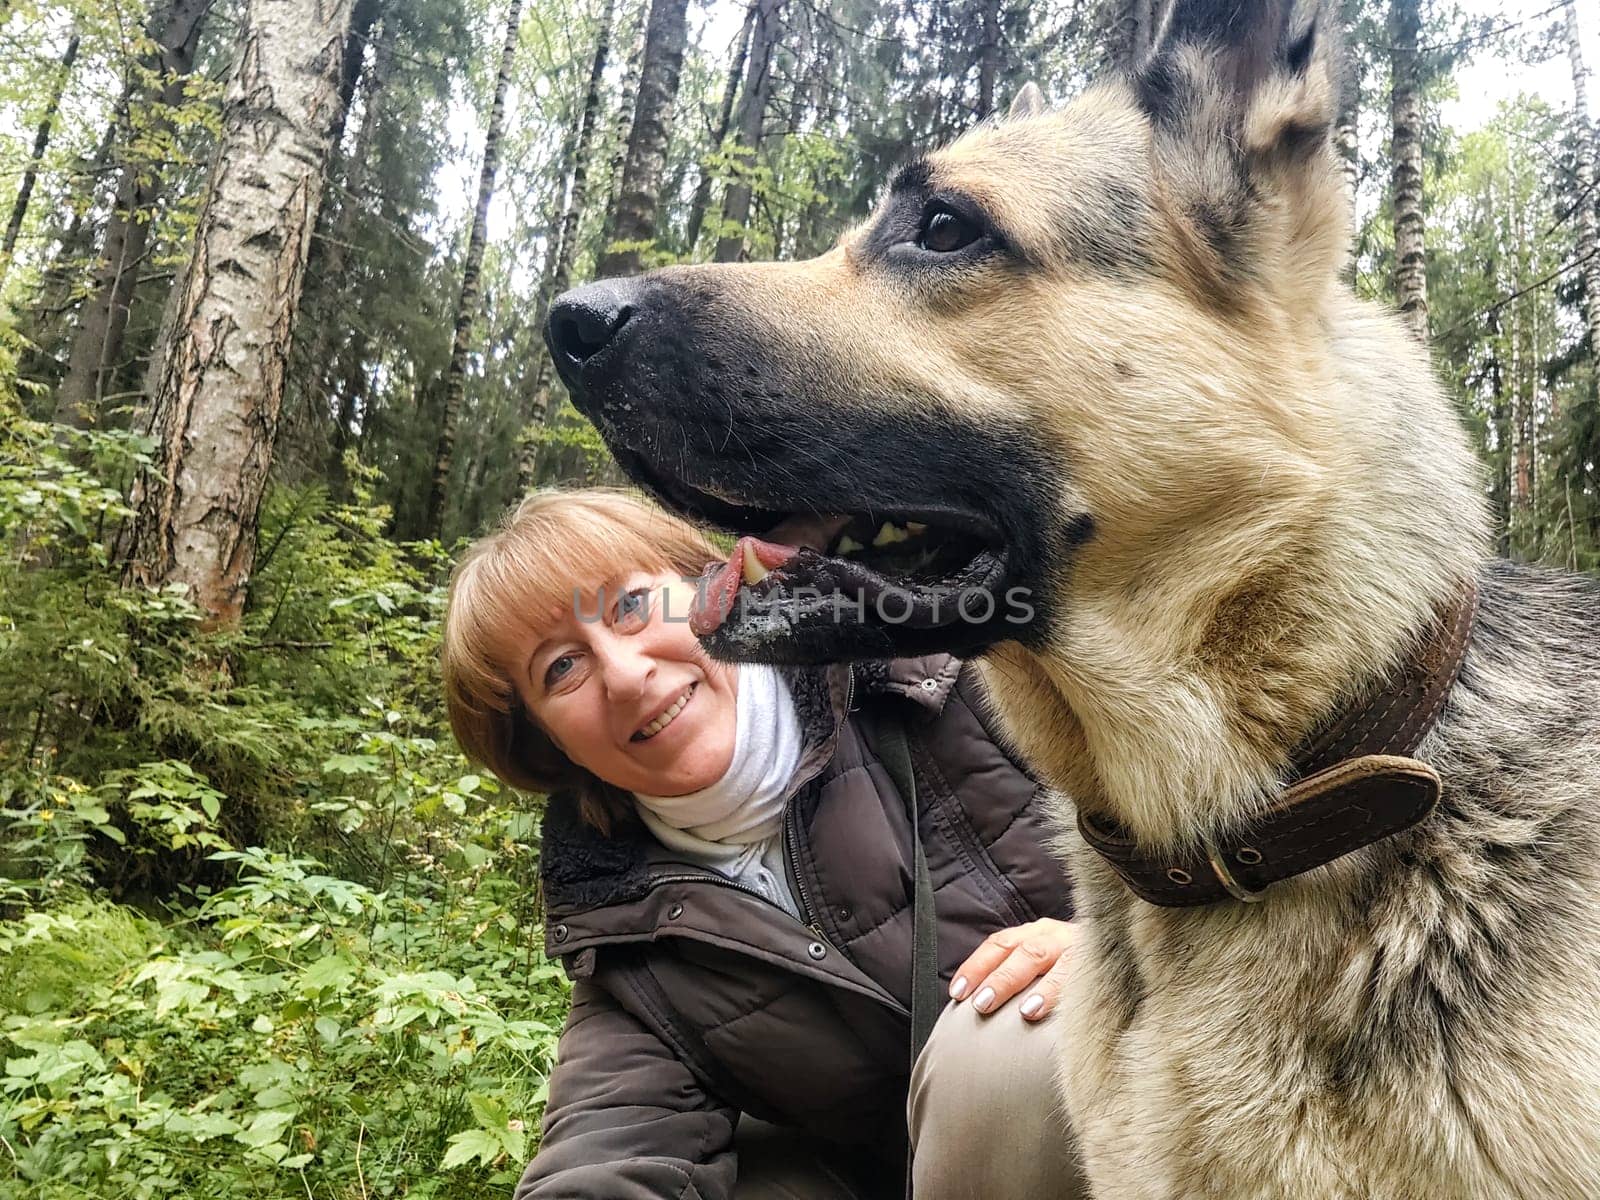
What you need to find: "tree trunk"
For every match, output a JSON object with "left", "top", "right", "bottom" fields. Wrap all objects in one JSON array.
[
  {"left": 517, "top": 0, "right": 616, "bottom": 491},
  {"left": 54, "top": 0, "right": 213, "bottom": 428},
  {"left": 1389, "top": 0, "right": 1427, "bottom": 341},
  {"left": 1111, "top": 0, "right": 1160, "bottom": 72},
  {"left": 0, "top": 33, "right": 81, "bottom": 288},
  {"left": 424, "top": 0, "right": 524, "bottom": 537},
  {"left": 307, "top": 15, "right": 395, "bottom": 446},
  {"left": 596, "top": 0, "right": 691, "bottom": 277},
  {"left": 599, "top": 4, "right": 647, "bottom": 256},
  {"left": 330, "top": 0, "right": 382, "bottom": 152},
  {"left": 976, "top": 0, "right": 1001, "bottom": 119},
  {"left": 1566, "top": 1, "right": 1600, "bottom": 388},
  {"left": 120, "top": 0, "right": 357, "bottom": 628},
  {"left": 714, "top": 0, "right": 782, "bottom": 264},
  {"left": 685, "top": 1, "right": 755, "bottom": 258}
]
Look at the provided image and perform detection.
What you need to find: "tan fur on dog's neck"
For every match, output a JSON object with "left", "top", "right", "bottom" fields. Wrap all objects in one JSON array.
[{"left": 982, "top": 292, "right": 1487, "bottom": 852}]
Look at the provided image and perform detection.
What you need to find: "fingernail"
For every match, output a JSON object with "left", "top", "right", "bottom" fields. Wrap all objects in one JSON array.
[
  {"left": 950, "top": 976, "right": 969, "bottom": 1001},
  {"left": 973, "top": 986, "right": 996, "bottom": 1013},
  {"left": 1020, "top": 994, "right": 1045, "bottom": 1019}
]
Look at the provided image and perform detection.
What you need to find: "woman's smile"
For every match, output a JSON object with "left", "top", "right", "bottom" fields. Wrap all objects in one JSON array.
[{"left": 632, "top": 682, "right": 698, "bottom": 743}]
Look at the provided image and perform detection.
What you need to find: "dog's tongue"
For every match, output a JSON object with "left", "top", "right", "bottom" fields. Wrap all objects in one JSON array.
[{"left": 691, "top": 537, "right": 800, "bottom": 636}]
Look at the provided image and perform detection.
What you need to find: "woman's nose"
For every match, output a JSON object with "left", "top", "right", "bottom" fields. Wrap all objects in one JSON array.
[{"left": 595, "top": 636, "right": 653, "bottom": 702}]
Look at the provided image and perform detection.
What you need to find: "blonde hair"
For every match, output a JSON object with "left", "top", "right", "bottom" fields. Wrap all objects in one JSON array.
[{"left": 441, "top": 487, "right": 721, "bottom": 831}]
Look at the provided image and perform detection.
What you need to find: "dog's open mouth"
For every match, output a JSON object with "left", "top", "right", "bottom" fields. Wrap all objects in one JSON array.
[{"left": 691, "top": 508, "right": 1008, "bottom": 638}]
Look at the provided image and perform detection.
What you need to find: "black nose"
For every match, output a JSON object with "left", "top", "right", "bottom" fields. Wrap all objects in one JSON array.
[{"left": 546, "top": 279, "right": 637, "bottom": 374}]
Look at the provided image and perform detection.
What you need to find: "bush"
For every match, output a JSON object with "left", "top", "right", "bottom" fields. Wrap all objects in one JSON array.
[{"left": 1, "top": 396, "right": 568, "bottom": 1197}]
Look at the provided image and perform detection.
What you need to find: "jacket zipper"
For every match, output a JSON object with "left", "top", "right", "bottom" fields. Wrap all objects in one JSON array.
[{"left": 782, "top": 666, "right": 855, "bottom": 945}]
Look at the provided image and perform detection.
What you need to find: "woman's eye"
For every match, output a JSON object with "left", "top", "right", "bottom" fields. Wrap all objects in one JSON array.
[
  {"left": 917, "top": 207, "right": 981, "bottom": 254},
  {"left": 544, "top": 654, "right": 577, "bottom": 688},
  {"left": 614, "top": 587, "right": 652, "bottom": 629}
]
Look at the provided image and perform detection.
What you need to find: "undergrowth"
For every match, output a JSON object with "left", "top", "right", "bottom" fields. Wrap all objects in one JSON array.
[{"left": 2, "top": 387, "right": 566, "bottom": 1197}]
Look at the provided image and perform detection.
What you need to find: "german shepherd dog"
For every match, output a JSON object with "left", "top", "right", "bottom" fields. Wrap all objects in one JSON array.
[{"left": 544, "top": 0, "right": 1600, "bottom": 1194}]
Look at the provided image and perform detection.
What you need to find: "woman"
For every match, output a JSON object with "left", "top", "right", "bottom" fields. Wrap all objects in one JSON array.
[{"left": 441, "top": 489, "right": 1085, "bottom": 1199}]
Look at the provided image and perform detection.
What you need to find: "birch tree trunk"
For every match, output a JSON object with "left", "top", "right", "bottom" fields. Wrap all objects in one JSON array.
[
  {"left": 714, "top": 0, "right": 782, "bottom": 264},
  {"left": 517, "top": 0, "right": 616, "bottom": 491},
  {"left": 596, "top": 0, "right": 690, "bottom": 276},
  {"left": 1566, "top": 1, "right": 1600, "bottom": 386},
  {"left": 684, "top": 1, "right": 754, "bottom": 257},
  {"left": 120, "top": 0, "right": 356, "bottom": 628},
  {"left": 0, "top": 33, "right": 80, "bottom": 288},
  {"left": 424, "top": 0, "right": 525, "bottom": 537},
  {"left": 54, "top": 0, "right": 213, "bottom": 428},
  {"left": 1389, "top": 0, "right": 1427, "bottom": 341}
]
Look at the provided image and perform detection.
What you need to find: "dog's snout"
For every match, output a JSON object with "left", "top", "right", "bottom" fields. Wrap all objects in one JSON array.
[{"left": 546, "top": 279, "right": 637, "bottom": 375}]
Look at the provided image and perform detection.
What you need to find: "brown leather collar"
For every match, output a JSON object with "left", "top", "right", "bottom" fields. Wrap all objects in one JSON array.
[{"left": 1078, "top": 582, "right": 1478, "bottom": 907}]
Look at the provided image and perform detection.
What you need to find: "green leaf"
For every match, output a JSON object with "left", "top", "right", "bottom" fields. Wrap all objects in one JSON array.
[
  {"left": 235, "top": 1109, "right": 294, "bottom": 1149},
  {"left": 441, "top": 1128, "right": 504, "bottom": 1169}
]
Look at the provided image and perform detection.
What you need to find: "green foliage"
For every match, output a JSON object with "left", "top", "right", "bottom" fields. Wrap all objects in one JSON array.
[{"left": 1, "top": 393, "right": 564, "bottom": 1197}]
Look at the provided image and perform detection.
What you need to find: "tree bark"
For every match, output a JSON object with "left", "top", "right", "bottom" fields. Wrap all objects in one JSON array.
[
  {"left": 54, "top": 0, "right": 214, "bottom": 429},
  {"left": 517, "top": 0, "right": 616, "bottom": 491},
  {"left": 1389, "top": 0, "right": 1427, "bottom": 341},
  {"left": 685, "top": 1, "right": 755, "bottom": 258},
  {"left": 714, "top": 0, "right": 782, "bottom": 264},
  {"left": 596, "top": 0, "right": 691, "bottom": 276},
  {"left": 424, "top": 0, "right": 525, "bottom": 536},
  {"left": 0, "top": 33, "right": 81, "bottom": 289},
  {"left": 1110, "top": 0, "right": 1160, "bottom": 72},
  {"left": 1566, "top": 1, "right": 1600, "bottom": 388},
  {"left": 976, "top": 0, "right": 1001, "bottom": 119},
  {"left": 120, "top": 0, "right": 357, "bottom": 628},
  {"left": 599, "top": 4, "right": 647, "bottom": 257}
]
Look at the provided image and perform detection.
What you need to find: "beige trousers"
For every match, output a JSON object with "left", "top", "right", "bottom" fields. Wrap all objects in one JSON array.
[{"left": 736, "top": 1001, "right": 1088, "bottom": 1199}]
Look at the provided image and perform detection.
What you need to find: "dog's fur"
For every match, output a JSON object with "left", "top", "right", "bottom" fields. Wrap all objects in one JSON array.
[{"left": 552, "top": 0, "right": 1600, "bottom": 1193}]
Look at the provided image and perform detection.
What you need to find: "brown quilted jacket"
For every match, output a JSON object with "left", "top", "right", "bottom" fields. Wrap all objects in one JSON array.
[{"left": 515, "top": 655, "right": 1073, "bottom": 1199}]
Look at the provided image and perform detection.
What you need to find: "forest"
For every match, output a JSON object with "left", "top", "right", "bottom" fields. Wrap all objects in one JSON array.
[{"left": 1, "top": 0, "right": 1596, "bottom": 1194}]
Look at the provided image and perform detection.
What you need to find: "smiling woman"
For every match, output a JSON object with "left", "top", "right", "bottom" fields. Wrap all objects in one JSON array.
[{"left": 439, "top": 487, "right": 1087, "bottom": 1199}]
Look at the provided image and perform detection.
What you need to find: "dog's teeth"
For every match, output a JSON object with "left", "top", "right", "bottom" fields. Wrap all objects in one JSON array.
[
  {"left": 742, "top": 552, "right": 769, "bottom": 585},
  {"left": 837, "top": 535, "right": 863, "bottom": 557},
  {"left": 873, "top": 522, "right": 910, "bottom": 547},
  {"left": 906, "top": 522, "right": 927, "bottom": 536}
]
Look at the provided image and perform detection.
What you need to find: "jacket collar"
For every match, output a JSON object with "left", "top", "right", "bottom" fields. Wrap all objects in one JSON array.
[{"left": 540, "top": 656, "right": 957, "bottom": 918}]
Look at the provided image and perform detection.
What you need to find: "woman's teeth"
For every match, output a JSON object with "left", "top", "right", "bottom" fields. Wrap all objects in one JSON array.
[{"left": 635, "top": 684, "right": 695, "bottom": 741}]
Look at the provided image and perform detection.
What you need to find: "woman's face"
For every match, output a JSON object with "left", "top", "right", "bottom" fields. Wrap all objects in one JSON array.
[{"left": 512, "top": 570, "right": 739, "bottom": 797}]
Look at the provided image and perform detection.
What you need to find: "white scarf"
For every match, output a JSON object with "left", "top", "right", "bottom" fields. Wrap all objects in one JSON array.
[{"left": 632, "top": 662, "right": 804, "bottom": 915}]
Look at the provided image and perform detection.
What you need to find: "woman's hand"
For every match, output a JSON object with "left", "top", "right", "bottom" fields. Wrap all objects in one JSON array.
[{"left": 949, "top": 918, "right": 1079, "bottom": 1021}]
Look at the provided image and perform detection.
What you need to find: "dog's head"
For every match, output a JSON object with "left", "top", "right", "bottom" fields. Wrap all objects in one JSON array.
[{"left": 546, "top": 0, "right": 1361, "bottom": 667}]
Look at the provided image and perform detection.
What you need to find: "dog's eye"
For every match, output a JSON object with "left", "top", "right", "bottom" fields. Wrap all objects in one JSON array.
[{"left": 918, "top": 207, "right": 981, "bottom": 254}]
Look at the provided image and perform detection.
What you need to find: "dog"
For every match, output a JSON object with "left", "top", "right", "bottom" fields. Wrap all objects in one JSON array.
[{"left": 542, "top": 0, "right": 1600, "bottom": 1194}]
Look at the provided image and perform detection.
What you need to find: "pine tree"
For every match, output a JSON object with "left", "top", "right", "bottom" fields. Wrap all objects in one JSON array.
[
  {"left": 1564, "top": 0, "right": 1600, "bottom": 389},
  {"left": 714, "top": 0, "right": 783, "bottom": 263},
  {"left": 518, "top": 0, "right": 616, "bottom": 491},
  {"left": 0, "top": 32, "right": 80, "bottom": 289},
  {"left": 54, "top": 0, "right": 215, "bottom": 429},
  {"left": 426, "top": 0, "right": 526, "bottom": 536}
]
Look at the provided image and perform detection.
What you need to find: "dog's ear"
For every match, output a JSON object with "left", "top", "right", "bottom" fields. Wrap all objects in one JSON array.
[
  {"left": 1138, "top": 0, "right": 1335, "bottom": 158},
  {"left": 1007, "top": 82, "right": 1047, "bottom": 120},
  {"left": 1134, "top": 0, "right": 1343, "bottom": 296}
]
